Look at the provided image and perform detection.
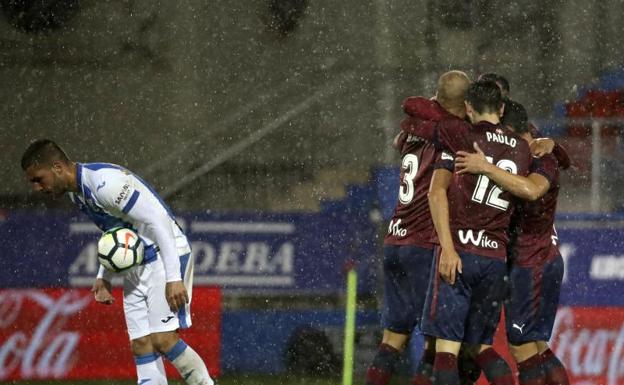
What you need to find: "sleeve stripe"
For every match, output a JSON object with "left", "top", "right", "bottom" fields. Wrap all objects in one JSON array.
[
  {"left": 122, "top": 191, "right": 140, "bottom": 214},
  {"left": 434, "top": 160, "right": 454, "bottom": 172}
]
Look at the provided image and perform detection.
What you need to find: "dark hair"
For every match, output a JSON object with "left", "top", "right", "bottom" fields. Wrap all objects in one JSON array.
[
  {"left": 21, "top": 139, "right": 70, "bottom": 170},
  {"left": 501, "top": 99, "right": 529, "bottom": 134},
  {"left": 478, "top": 73, "right": 510, "bottom": 94},
  {"left": 466, "top": 80, "right": 502, "bottom": 114}
]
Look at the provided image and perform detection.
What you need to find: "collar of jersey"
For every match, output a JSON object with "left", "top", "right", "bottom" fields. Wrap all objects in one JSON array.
[
  {"left": 473, "top": 120, "right": 499, "bottom": 130},
  {"left": 76, "top": 163, "right": 85, "bottom": 196}
]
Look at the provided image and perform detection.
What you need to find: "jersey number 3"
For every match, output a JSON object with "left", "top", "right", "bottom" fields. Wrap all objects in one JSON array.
[
  {"left": 399, "top": 154, "right": 419, "bottom": 204},
  {"left": 471, "top": 157, "right": 517, "bottom": 210}
]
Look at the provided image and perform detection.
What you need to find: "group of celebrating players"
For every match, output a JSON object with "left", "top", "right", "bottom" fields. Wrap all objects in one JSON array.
[{"left": 366, "top": 71, "right": 570, "bottom": 385}]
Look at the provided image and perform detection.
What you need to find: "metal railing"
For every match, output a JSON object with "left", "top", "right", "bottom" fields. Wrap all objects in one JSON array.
[
  {"left": 142, "top": 80, "right": 295, "bottom": 180},
  {"left": 533, "top": 117, "right": 624, "bottom": 213},
  {"left": 160, "top": 72, "right": 357, "bottom": 200}
]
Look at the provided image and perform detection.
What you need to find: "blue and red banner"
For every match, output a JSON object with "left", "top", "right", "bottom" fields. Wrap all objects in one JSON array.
[
  {"left": 3, "top": 207, "right": 624, "bottom": 383},
  {"left": 557, "top": 227, "right": 624, "bottom": 306},
  {"left": 0, "top": 211, "right": 377, "bottom": 294}
]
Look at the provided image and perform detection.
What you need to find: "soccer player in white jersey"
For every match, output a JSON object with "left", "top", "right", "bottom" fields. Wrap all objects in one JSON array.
[{"left": 21, "top": 139, "right": 214, "bottom": 385}]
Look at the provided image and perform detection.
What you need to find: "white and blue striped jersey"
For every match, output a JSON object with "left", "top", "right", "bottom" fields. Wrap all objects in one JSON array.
[{"left": 69, "top": 163, "right": 191, "bottom": 283}]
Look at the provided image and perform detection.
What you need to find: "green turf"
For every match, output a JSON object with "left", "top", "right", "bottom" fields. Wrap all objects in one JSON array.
[
  {"left": 5, "top": 377, "right": 343, "bottom": 385},
  {"left": 4, "top": 374, "right": 408, "bottom": 385}
]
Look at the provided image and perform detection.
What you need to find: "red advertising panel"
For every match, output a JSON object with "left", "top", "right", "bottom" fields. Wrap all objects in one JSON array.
[
  {"left": 550, "top": 307, "right": 624, "bottom": 385},
  {"left": 0, "top": 287, "right": 221, "bottom": 381},
  {"left": 477, "top": 307, "right": 624, "bottom": 385}
]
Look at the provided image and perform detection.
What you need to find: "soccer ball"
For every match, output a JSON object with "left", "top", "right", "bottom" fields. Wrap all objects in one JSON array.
[{"left": 97, "top": 227, "right": 144, "bottom": 272}]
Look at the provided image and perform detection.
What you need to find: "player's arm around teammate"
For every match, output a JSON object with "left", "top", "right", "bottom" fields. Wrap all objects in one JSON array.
[
  {"left": 454, "top": 100, "right": 565, "bottom": 202},
  {"left": 455, "top": 141, "right": 550, "bottom": 201}
]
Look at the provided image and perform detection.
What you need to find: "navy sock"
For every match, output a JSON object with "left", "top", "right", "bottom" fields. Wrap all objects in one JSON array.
[
  {"left": 457, "top": 348, "right": 481, "bottom": 385},
  {"left": 433, "top": 352, "right": 459, "bottom": 385},
  {"left": 539, "top": 349, "right": 569, "bottom": 385},
  {"left": 517, "top": 353, "right": 547, "bottom": 385},
  {"left": 412, "top": 346, "right": 435, "bottom": 385},
  {"left": 365, "top": 343, "right": 401, "bottom": 385},
  {"left": 475, "top": 348, "right": 514, "bottom": 385}
]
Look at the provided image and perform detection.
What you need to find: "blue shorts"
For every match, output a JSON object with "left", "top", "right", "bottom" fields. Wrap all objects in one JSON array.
[
  {"left": 421, "top": 248, "right": 507, "bottom": 345},
  {"left": 505, "top": 255, "right": 564, "bottom": 345},
  {"left": 381, "top": 245, "right": 434, "bottom": 334}
]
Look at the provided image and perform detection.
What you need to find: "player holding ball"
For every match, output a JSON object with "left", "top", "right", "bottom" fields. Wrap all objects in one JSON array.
[{"left": 21, "top": 139, "right": 214, "bottom": 385}]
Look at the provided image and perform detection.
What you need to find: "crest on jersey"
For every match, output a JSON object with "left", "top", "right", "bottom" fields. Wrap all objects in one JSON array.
[
  {"left": 441, "top": 151, "right": 454, "bottom": 161},
  {"left": 496, "top": 128, "right": 504, "bottom": 134}
]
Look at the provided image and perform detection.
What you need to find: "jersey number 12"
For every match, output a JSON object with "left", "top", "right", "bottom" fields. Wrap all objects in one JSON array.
[{"left": 471, "top": 157, "right": 517, "bottom": 210}]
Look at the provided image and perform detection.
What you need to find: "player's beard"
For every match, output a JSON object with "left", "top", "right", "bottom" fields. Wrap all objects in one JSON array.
[{"left": 49, "top": 176, "right": 68, "bottom": 197}]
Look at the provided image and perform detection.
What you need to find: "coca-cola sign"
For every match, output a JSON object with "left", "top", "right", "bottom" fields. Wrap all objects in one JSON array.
[
  {"left": 0, "top": 288, "right": 221, "bottom": 380},
  {"left": 0, "top": 289, "right": 89, "bottom": 379},
  {"left": 551, "top": 307, "right": 624, "bottom": 385}
]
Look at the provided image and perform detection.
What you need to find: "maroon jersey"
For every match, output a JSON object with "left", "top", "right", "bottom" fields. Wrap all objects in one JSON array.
[
  {"left": 509, "top": 153, "right": 561, "bottom": 267},
  {"left": 385, "top": 99, "right": 463, "bottom": 248},
  {"left": 401, "top": 117, "right": 532, "bottom": 260},
  {"left": 529, "top": 123, "right": 571, "bottom": 170}
]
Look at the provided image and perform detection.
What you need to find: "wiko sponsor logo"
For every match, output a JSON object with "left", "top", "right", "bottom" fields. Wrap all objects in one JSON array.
[
  {"left": 590, "top": 254, "right": 624, "bottom": 280},
  {"left": 387, "top": 219, "right": 407, "bottom": 237},
  {"left": 458, "top": 229, "right": 499, "bottom": 249},
  {"left": 0, "top": 290, "right": 90, "bottom": 379}
]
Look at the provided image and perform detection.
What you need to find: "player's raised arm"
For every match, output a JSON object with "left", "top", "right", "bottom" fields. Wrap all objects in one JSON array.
[
  {"left": 455, "top": 142, "right": 550, "bottom": 201},
  {"left": 402, "top": 96, "right": 446, "bottom": 120},
  {"left": 531, "top": 138, "right": 571, "bottom": 170},
  {"left": 392, "top": 131, "right": 407, "bottom": 150},
  {"left": 400, "top": 71, "right": 471, "bottom": 152},
  {"left": 428, "top": 166, "right": 462, "bottom": 284},
  {"left": 401, "top": 116, "right": 472, "bottom": 154},
  {"left": 529, "top": 137, "right": 555, "bottom": 157},
  {"left": 399, "top": 94, "right": 460, "bottom": 144},
  {"left": 400, "top": 116, "right": 438, "bottom": 142},
  {"left": 551, "top": 142, "right": 571, "bottom": 170}
]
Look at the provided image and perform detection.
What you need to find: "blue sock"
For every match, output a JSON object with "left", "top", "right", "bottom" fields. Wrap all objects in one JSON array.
[
  {"left": 163, "top": 339, "right": 213, "bottom": 385},
  {"left": 134, "top": 352, "right": 167, "bottom": 385}
]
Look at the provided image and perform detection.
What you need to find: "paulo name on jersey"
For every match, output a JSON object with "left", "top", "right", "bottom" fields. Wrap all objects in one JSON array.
[
  {"left": 401, "top": 118, "right": 531, "bottom": 260},
  {"left": 69, "top": 163, "right": 190, "bottom": 282}
]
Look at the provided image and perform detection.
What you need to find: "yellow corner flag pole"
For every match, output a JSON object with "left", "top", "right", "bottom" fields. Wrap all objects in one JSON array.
[{"left": 342, "top": 265, "right": 358, "bottom": 385}]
